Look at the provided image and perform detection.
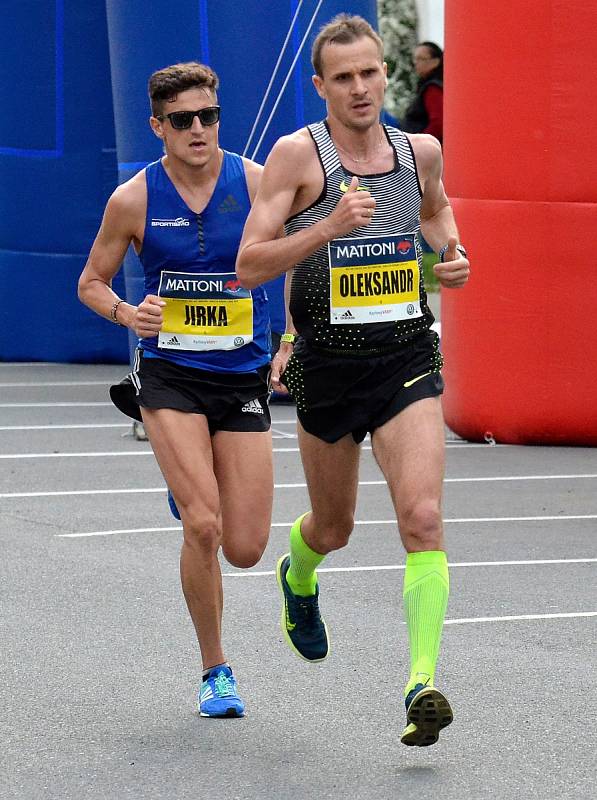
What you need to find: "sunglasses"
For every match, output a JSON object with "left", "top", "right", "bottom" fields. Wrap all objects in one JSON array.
[{"left": 157, "top": 105, "right": 221, "bottom": 130}]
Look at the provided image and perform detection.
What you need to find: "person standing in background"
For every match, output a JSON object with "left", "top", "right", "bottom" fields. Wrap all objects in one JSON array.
[{"left": 401, "top": 42, "right": 443, "bottom": 143}]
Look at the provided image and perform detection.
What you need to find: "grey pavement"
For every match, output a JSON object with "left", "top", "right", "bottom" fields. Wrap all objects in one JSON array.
[
  {"left": 427, "top": 287, "right": 440, "bottom": 321},
  {"left": 0, "top": 361, "right": 595, "bottom": 800}
]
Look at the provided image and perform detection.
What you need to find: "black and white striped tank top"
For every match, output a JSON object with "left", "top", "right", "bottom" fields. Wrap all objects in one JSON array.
[{"left": 285, "top": 120, "right": 434, "bottom": 353}]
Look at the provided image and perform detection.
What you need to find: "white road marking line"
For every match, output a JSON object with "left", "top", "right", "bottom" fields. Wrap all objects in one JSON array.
[
  {"left": 445, "top": 514, "right": 597, "bottom": 523},
  {"left": 0, "top": 442, "right": 496, "bottom": 459},
  {"left": 1, "top": 488, "right": 167, "bottom": 498},
  {"left": 443, "top": 612, "right": 597, "bottom": 625},
  {"left": 55, "top": 515, "right": 597, "bottom": 538},
  {"left": 271, "top": 428, "right": 298, "bottom": 439},
  {"left": 0, "top": 400, "right": 298, "bottom": 420},
  {"left": 222, "top": 558, "right": 597, "bottom": 577},
  {"left": 58, "top": 526, "right": 181, "bottom": 537},
  {"left": 0, "top": 381, "right": 111, "bottom": 387},
  {"left": 0, "top": 420, "right": 298, "bottom": 431},
  {"left": 446, "top": 474, "right": 597, "bottom": 483},
  {"left": 3, "top": 473, "right": 597, "bottom": 499},
  {"left": 0, "top": 451, "right": 153, "bottom": 459},
  {"left": 0, "top": 424, "right": 131, "bottom": 431},
  {"left": 0, "top": 402, "right": 113, "bottom": 408},
  {"left": 272, "top": 475, "right": 597, "bottom": 487}
]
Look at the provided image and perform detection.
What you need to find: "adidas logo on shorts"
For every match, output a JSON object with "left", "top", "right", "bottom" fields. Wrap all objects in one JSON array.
[
  {"left": 166, "top": 335, "right": 180, "bottom": 346},
  {"left": 241, "top": 398, "right": 264, "bottom": 415}
]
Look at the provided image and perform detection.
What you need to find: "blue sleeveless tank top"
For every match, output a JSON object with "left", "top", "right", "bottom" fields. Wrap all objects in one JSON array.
[{"left": 138, "top": 152, "right": 270, "bottom": 371}]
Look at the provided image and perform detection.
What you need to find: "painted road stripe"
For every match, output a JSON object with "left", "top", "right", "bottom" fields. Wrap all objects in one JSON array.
[
  {"left": 3, "top": 473, "right": 597, "bottom": 499},
  {"left": 0, "top": 402, "right": 114, "bottom": 408},
  {"left": 0, "top": 443, "right": 490, "bottom": 458},
  {"left": 0, "top": 381, "right": 112, "bottom": 387},
  {"left": 443, "top": 612, "right": 597, "bottom": 625},
  {"left": 0, "top": 424, "right": 131, "bottom": 431},
  {"left": 0, "top": 419, "right": 294, "bottom": 432},
  {"left": 55, "top": 516, "right": 597, "bottom": 538},
  {"left": 219, "top": 559, "right": 597, "bottom": 577},
  {"left": 0, "top": 420, "right": 298, "bottom": 430}
]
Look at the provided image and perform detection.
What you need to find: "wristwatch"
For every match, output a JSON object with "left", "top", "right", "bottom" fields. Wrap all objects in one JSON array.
[
  {"left": 438, "top": 243, "right": 467, "bottom": 262},
  {"left": 280, "top": 332, "right": 296, "bottom": 344}
]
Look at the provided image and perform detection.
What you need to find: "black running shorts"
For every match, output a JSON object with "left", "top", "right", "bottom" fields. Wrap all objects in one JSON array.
[
  {"left": 110, "top": 350, "right": 271, "bottom": 435},
  {"left": 281, "top": 330, "right": 443, "bottom": 444}
]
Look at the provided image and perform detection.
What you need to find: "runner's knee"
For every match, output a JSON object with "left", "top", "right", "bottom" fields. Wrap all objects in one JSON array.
[
  {"left": 182, "top": 510, "right": 222, "bottom": 553},
  {"left": 222, "top": 538, "right": 267, "bottom": 569},
  {"left": 310, "top": 510, "right": 354, "bottom": 552},
  {"left": 399, "top": 499, "right": 443, "bottom": 549}
]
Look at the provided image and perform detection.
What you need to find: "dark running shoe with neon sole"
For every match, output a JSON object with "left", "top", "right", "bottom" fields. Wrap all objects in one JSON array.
[
  {"left": 276, "top": 554, "right": 329, "bottom": 662},
  {"left": 400, "top": 683, "right": 453, "bottom": 747},
  {"left": 198, "top": 666, "right": 245, "bottom": 718}
]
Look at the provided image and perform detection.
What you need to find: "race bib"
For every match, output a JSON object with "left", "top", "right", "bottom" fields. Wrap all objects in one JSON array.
[
  {"left": 157, "top": 270, "right": 253, "bottom": 351},
  {"left": 328, "top": 233, "right": 422, "bottom": 324}
]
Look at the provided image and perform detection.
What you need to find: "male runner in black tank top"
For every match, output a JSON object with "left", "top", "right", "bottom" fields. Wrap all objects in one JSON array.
[{"left": 237, "top": 15, "right": 470, "bottom": 747}]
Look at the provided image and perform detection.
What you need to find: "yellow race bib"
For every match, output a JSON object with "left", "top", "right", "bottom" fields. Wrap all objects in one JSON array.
[
  {"left": 328, "top": 234, "right": 422, "bottom": 324},
  {"left": 157, "top": 271, "right": 253, "bottom": 351}
]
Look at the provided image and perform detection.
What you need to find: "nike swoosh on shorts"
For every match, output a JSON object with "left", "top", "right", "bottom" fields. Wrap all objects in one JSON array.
[{"left": 403, "top": 371, "right": 432, "bottom": 388}]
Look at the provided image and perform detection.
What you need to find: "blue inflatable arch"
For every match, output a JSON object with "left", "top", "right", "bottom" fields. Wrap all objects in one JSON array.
[{"left": 0, "top": 0, "right": 377, "bottom": 363}]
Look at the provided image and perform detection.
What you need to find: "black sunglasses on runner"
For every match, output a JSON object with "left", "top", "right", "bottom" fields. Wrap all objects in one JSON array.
[{"left": 157, "top": 106, "right": 221, "bottom": 130}]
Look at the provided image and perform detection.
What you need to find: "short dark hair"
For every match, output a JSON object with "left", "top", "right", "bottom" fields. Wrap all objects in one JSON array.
[
  {"left": 418, "top": 42, "right": 443, "bottom": 65},
  {"left": 311, "top": 14, "right": 384, "bottom": 78},
  {"left": 148, "top": 62, "right": 219, "bottom": 117}
]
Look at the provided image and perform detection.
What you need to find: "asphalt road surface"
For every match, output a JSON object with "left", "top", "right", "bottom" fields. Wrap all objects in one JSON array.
[{"left": 1, "top": 362, "right": 595, "bottom": 799}]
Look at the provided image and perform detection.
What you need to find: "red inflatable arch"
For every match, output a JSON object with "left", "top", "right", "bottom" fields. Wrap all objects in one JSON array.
[{"left": 441, "top": 0, "right": 597, "bottom": 445}]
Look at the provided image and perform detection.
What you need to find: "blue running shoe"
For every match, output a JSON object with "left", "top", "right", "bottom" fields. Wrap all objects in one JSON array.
[
  {"left": 198, "top": 665, "right": 244, "bottom": 718},
  {"left": 276, "top": 554, "right": 329, "bottom": 662},
  {"left": 400, "top": 683, "right": 453, "bottom": 747},
  {"left": 167, "top": 489, "right": 181, "bottom": 520}
]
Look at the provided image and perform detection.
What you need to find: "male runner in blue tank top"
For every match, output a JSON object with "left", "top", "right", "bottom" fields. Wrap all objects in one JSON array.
[
  {"left": 237, "top": 15, "right": 470, "bottom": 747},
  {"left": 79, "top": 62, "right": 273, "bottom": 719}
]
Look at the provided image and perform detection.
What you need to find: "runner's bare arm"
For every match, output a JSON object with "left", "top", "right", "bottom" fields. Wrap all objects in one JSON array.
[
  {"left": 236, "top": 134, "right": 376, "bottom": 288},
  {"left": 411, "top": 135, "right": 470, "bottom": 289},
  {"left": 241, "top": 157, "right": 264, "bottom": 204},
  {"left": 241, "top": 155, "right": 285, "bottom": 244},
  {"left": 271, "top": 268, "right": 295, "bottom": 393},
  {"left": 283, "top": 268, "right": 296, "bottom": 337},
  {"left": 78, "top": 177, "right": 165, "bottom": 336},
  {"left": 412, "top": 135, "right": 457, "bottom": 250}
]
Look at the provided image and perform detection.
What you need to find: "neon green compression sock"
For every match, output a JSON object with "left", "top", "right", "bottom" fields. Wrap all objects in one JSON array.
[
  {"left": 286, "top": 512, "right": 326, "bottom": 597},
  {"left": 403, "top": 550, "right": 449, "bottom": 696}
]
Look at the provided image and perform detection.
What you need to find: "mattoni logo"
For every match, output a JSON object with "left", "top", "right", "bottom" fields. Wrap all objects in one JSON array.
[
  {"left": 336, "top": 241, "right": 396, "bottom": 260},
  {"left": 241, "top": 398, "right": 264, "bottom": 415},
  {"left": 151, "top": 217, "right": 190, "bottom": 227}
]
